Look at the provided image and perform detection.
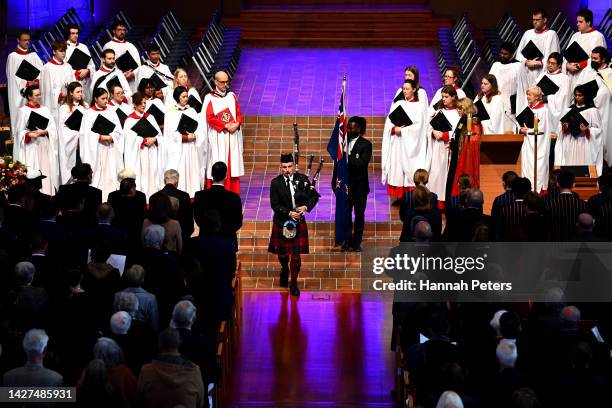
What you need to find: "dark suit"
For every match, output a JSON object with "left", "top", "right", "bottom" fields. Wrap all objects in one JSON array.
[
  {"left": 161, "top": 184, "right": 194, "bottom": 241},
  {"left": 587, "top": 192, "right": 612, "bottom": 240},
  {"left": 544, "top": 192, "right": 587, "bottom": 241},
  {"left": 270, "top": 172, "right": 319, "bottom": 226},
  {"left": 194, "top": 185, "right": 243, "bottom": 250},
  {"left": 108, "top": 190, "right": 146, "bottom": 254},
  {"left": 85, "top": 222, "right": 129, "bottom": 254},
  {"left": 444, "top": 207, "right": 491, "bottom": 242},
  {"left": 56, "top": 182, "right": 102, "bottom": 226}
]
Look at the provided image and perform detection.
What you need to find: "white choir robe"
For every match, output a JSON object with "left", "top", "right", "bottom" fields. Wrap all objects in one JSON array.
[
  {"left": 515, "top": 29, "right": 560, "bottom": 114},
  {"left": 381, "top": 99, "right": 429, "bottom": 190},
  {"left": 203, "top": 91, "right": 245, "bottom": 181},
  {"left": 6, "top": 48, "right": 44, "bottom": 140},
  {"left": 124, "top": 112, "right": 165, "bottom": 199},
  {"left": 393, "top": 87, "right": 429, "bottom": 112},
  {"left": 563, "top": 30, "right": 607, "bottom": 92},
  {"left": 425, "top": 107, "right": 461, "bottom": 202},
  {"left": 40, "top": 58, "right": 75, "bottom": 121},
  {"left": 520, "top": 104, "right": 552, "bottom": 193},
  {"left": 78, "top": 106, "right": 124, "bottom": 200},
  {"left": 555, "top": 106, "right": 602, "bottom": 173},
  {"left": 107, "top": 100, "right": 133, "bottom": 126},
  {"left": 576, "top": 67, "right": 612, "bottom": 168},
  {"left": 57, "top": 103, "right": 86, "bottom": 184},
  {"left": 429, "top": 86, "right": 466, "bottom": 109},
  {"left": 15, "top": 104, "right": 59, "bottom": 195},
  {"left": 475, "top": 94, "right": 505, "bottom": 135},
  {"left": 164, "top": 106, "right": 208, "bottom": 197},
  {"left": 134, "top": 61, "right": 173, "bottom": 99},
  {"left": 534, "top": 71, "right": 571, "bottom": 132},
  {"left": 102, "top": 39, "right": 142, "bottom": 93},
  {"left": 489, "top": 60, "right": 523, "bottom": 131},
  {"left": 91, "top": 67, "right": 133, "bottom": 104},
  {"left": 165, "top": 87, "right": 202, "bottom": 110},
  {"left": 66, "top": 41, "right": 97, "bottom": 102}
]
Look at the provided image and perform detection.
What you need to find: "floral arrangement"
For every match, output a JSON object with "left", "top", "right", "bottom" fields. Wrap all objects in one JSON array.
[{"left": 0, "top": 155, "right": 28, "bottom": 192}]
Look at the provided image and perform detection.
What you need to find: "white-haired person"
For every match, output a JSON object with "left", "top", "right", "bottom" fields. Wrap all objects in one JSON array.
[
  {"left": 436, "top": 390, "right": 464, "bottom": 408},
  {"left": 13, "top": 261, "right": 49, "bottom": 316},
  {"left": 114, "top": 264, "right": 159, "bottom": 333},
  {"left": 3, "top": 328, "right": 63, "bottom": 387},
  {"left": 109, "top": 309, "right": 155, "bottom": 376},
  {"left": 160, "top": 169, "right": 195, "bottom": 242}
]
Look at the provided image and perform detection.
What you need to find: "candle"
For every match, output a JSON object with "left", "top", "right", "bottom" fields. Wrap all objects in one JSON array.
[
  {"left": 533, "top": 114, "right": 539, "bottom": 134},
  {"left": 467, "top": 113, "right": 472, "bottom": 131}
]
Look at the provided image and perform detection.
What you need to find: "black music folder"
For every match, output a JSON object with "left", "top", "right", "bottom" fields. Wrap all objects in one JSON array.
[
  {"left": 188, "top": 94, "right": 203, "bottom": 113},
  {"left": 26, "top": 111, "right": 49, "bottom": 131},
  {"left": 105, "top": 76, "right": 122, "bottom": 94},
  {"left": 510, "top": 94, "right": 517, "bottom": 115},
  {"left": 91, "top": 114, "right": 116, "bottom": 135},
  {"left": 16, "top": 60, "right": 40, "bottom": 82},
  {"left": 516, "top": 107, "right": 535, "bottom": 128},
  {"left": 67, "top": 48, "right": 91, "bottom": 70},
  {"left": 146, "top": 103, "right": 165, "bottom": 126},
  {"left": 388, "top": 105, "right": 413, "bottom": 127},
  {"left": 560, "top": 108, "right": 589, "bottom": 137},
  {"left": 429, "top": 111, "right": 453, "bottom": 132},
  {"left": 64, "top": 110, "right": 83, "bottom": 131},
  {"left": 116, "top": 109, "right": 128, "bottom": 126},
  {"left": 521, "top": 40, "right": 544, "bottom": 60},
  {"left": 116, "top": 51, "right": 139, "bottom": 72},
  {"left": 149, "top": 73, "right": 167, "bottom": 90},
  {"left": 177, "top": 114, "right": 198, "bottom": 134},
  {"left": 474, "top": 99, "right": 491, "bottom": 121},
  {"left": 536, "top": 75, "right": 560, "bottom": 96},
  {"left": 131, "top": 117, "right": 158, "bottom": 137},
  {"left": 564, "top": 41, "right": 589, "bottom": 63}
]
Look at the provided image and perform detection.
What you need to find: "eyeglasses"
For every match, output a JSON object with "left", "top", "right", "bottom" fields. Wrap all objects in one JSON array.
[
  {"left": 216, "top": 80, "right": 230, "bottom": 84},
  {"left": 443, "top": 75, "right": 455, "bottom": 79}
]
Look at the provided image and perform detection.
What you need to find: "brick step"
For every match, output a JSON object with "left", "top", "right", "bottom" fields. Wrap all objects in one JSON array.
[
  {"left": 237, "top": 37, "right": 441, "bottom": 47},
  {"left": 235, "top": 22, "right": 446, "bottom": 31},
  {"left": 239, "top": 221, "right": 403, "bottom": 234},
  {"left": 241, "top": 267, "right": 362, "bottom": 279},
  {"left": 230, "top": 11, "right": 440, "bottom": 22},
  {"left": 241, "top": 276, "right": 363, "bottom": 291},
  {"left": 238, "top": 235, "right": 398, "bottom": 247}
]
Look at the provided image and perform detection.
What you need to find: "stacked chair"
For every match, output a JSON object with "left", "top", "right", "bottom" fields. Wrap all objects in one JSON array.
[
  {"left": 192, "top": 10, "right": 242, "bottom": 93},
  {"left": 437, "top": 13, "right": 481, "bottom": 98},
  {"left": 482, "top": 13, "right": 523, "bottom": 68},
  {"left": 150, "top": 11, "right": 195, "bottom": 72},
  {"left": 597, "top": 8, "right": 612, "bottom": 49}
]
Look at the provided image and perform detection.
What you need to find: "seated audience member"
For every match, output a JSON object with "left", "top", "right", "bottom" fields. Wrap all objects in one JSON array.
[
  {"left": 76, "top": 359, "right": 122, "bottom": 407},
  {"left": 3, "top": 328, "right": 62, "bottom": 387},
  {"left": 544, "top": 171, "right": 586, "bottom": 241},
  {"left": 160, "top": 169, "right": 194, "bottom": 243},
  {"left": 138, "top": 328, "right": 205, "bottom": 408},
  {"left": 400, "top": 186, "right": 442, "bottom": 242},
  {"left": 114, "top": 264, "right": 159, "bottom": 333},
  {"left": 142, "top": 192, "right": 183, "bottom": 255}
]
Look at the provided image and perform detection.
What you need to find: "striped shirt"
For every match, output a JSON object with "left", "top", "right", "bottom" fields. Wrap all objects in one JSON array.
[
  {"left": 498, "top": 199, "right": 529, "bottom": 241},
  {"left": 545, "top": 192, "right": 587, "bottom": 241},
  {"left": 491, "top": 190, "right": 514, "bottom": 219}
]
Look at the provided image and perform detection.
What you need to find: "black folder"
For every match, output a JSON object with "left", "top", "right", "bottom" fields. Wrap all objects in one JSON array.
[
  {"left": 91, "top": 114, "right": 116, "bottom": 135},
  {"left": 388, "top": 105, "right": 413, "bottom": 127},
  {"left": 516, "top": 107, "right": 535, "bottom": 128},
  {"left": 67, "top": 48, "right": 91, "bottom": 70},
  {"left": 116, "top": 109, "right": 128, "bottom": 126},
  {"left": 521, "top": 40, "right": 544, "bottom": 60},
  {"left": 536, "top": 75, "right": 560, "bottom": 96},
  {"left": 131, "top": 117, "right": 158, "bottom": 137},
  {"left": 578, "top": 80, "right": 599, "bottom": 100},
  {"left": 116, "top": 51, "right": 139, "bottom": 72},
  {"left": 146, "top": 103, "right": 165, "bottom": 126},
  {"left": 148, "top": 73, "right": 167, "bottom": 90},
  {"left": 560, "top": 108, "right": 589, "bottom": 137},
  {"left": 177, "top": 114, "right": 198, "bottom": 134},
  {"left": 106, "top": 76, "right": 122, "bottom": 94},
  {"left": 15, "top": 60, "right": 40, "bottom": 82},
  {"left": 429, "top": 111, "right": 453, "bottom": 132},
  {"left": 26, "top": 111, "right": 49, "bottom": 131},
  {"left": 564, "top": 41, "right": 589, "bottom": 63},
  {"left": 474, "top": 99, "right": 491, "bottom": 121},
  {"left": 510, "top": 94, "right": 517, "bottom": 115},
  {"left": 188, "top": 94, "right": 203, "bottom": 113},
  {"left": 393, "top": 90, "right": 404, "bottom": 103},
  {"left": 64, "top": 110, "right": 83, "bottom": 131}
]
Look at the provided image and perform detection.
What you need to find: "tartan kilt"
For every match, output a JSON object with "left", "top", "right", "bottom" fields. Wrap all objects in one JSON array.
[{"left": 268, "top": 220, "right": 310, "bottom": 255}]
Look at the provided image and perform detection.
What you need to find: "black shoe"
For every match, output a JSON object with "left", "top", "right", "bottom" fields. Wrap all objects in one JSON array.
[
  {"left": 350, "top": 246, "right": 362, "bottom": 252},
  {"left": 279, "top": 271, "right": 289, "bottom": 287},
  {"left": 290, "top": 284, "right": 301, "bottom": 296},
  {"left": 341, "top": 243, "right": 350, "bottom": 252}
]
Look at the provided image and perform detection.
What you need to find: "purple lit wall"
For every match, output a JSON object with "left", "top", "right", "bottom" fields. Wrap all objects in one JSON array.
[{"left": 7, "top": 0, "right": 92, "bottom": 33}]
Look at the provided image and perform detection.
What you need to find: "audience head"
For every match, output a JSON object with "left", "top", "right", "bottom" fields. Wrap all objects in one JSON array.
[
  {"left": 512, "top": 388, "right": 542, "bottom": 408},
  {"left": 143, "top": 224, "right": 165, "bottom": 250},
  {"left": 466, "top": 188, "right": 483, "bottom": 209},
  {"left": 81, "top": 359, "right": 111, "bottom": 392},
  {"left": 119, "top": 177, "right": 137, "bottom": 196},
  {"left": 490, "top": 309, "right": 508, "bottom": 336},
  {"left": 544, "top": 287, "right": 566, "bottom": 311},
  {"left": 72, "top": 163, "right": 93, "bottom": 183},
  {"left": 511, "top": 177, "right": 531, "bottom": 199},
  {"left": 110, "top": 311, "right": 132, "bottom": 335},
  {"left": 524, "top": 191, "right": 542, "bottom": 212},
  {"left": 148, "top": 192, "right": 172, "bottom": 224},
  {"left": 164, "top": 169, "right": 180, "bottom": 187},
  {"left": 93, "top": 337, "right": 124, "bottom": 367},
  {"left": 96, "top": 203, "right": 114, "bottom": 223},
  {"left": 116, "top": 293, "right": 139, "bottom": 317},
  {"left": 158, "top": 327, "right": 181, "bottom": 354},
  {"left": 472, "top": 224, "right": 490, "bottom": 242},
  {"left": 497, "top": 341, "right": 518, "bottom": 369},
  {"left": 556, "top": 170, "right": 575, "bottom": 190},
  {"left": 576, "top": 213, "right": 594, "bottom": 235},
  {"left": 117, "top": 168, "right": 137, "bottom": 182},
  {"left": 15, "top": 261, "right": 35, "bottom": 286},
  {"left": 457, "top": 174, "right": 473, "bottom": 192},
  {"left": 413, "top": 220, "right": 433, "bottom": 243},
  {"left": 499, "top": 311, "right": 522, "bottom": 339},
  {"left": 413, "top": 169, "right": 429, "bottom": 186},
  {"left": 124, "top": 264, "right": 145, "bottom": 287},
  {"left": 212, "top": 161, "right": 228, "bottom": 183},
  {"left": 170, "top": 300, "right": 197, "bottom": 329},
  {"left": 201, "top": 209, "right": 222, "bottom": 234},
  {"left": 436, "top": 390, "right": 464, "bottom": 408},
  {"left": 413, "top": 185, "right": 432, "bottom": 211},
  {"left": 502, "top": 171, "right": 518, "bottom": 190},
  {"left": 560, "top": 305, "right": 581, "bottom": 329},
  {"left": 22, "top": 328, "right": 49, "bottom": 360}
]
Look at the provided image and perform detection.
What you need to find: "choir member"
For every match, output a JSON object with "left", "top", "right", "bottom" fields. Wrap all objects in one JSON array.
[
  {"left": 102, "top": 20, "right": 141, "bottom": 92},
  {"left": 91, "top": 49, "right": 133, "bottom": 103},
  {"left": 382, "top": 79, "right": 428, "bottom": 199},
  {"left": 138, "top": 78, "right": 167, "bottom": 131},
  {"left": 555, "top": 85, "right": 601, "bottom": 171},
  {"left": 425, "top": 86, "right": 461, "bottom": 204},
  {"left": 134, "top": 43, "right": 173, "bottom": 101},
  {"left": 576, "top": 47, "right": 611, "bottom": 169},
  {"left": 564, "top": 8, "right": 607, "bottom": 92},
  {"left": 165, "top": 68, "right": 202, "bottom": 112},
  {"left": 203, "top": 70, "right": 244, "bottom": 194},
  {"left": 107, "top": 84, "right": 133, "bottom": 126},
  {"left": 534, "top": 53, "right": 570, "bottom": 131},
  {"left": 64, "top": 24, "right": 96, "bottom": 102},
  {"left": 519, "top": 86, "right": 552, "bottom": 193},
  {"left": 40, "top": 40, "right": 74, "bottom": 121},
  {"left": 429, "top": 67, "right": 466, "bottom": 108},
  {"left": 14, "top": 85, "right": 59, "bottom": 195},
  {"left": 79, "top": 87, "right": 124, "bottom": 200},
  {"left": 124, "top": 92, "right": 165, "bottom": 199},
  {"left": 164, "top": 86, "right": 207, "bottom": 197},
  {"left": 58, "top": 82, "right": 88, "bottom": 184},
  {"left": 391, "top": 66, "right": 429, "bottom": 111},
  {"left": 6, "top": 30, "right": 44, "bottom": 140},
  {"left": 475, "top": 74, "right": 505, "bottom": 134},
  {"left": 515, "top": 8, "right": 560, "bottom": 114},
  {"left": 489, "top": 42, "right": 523, "bottom": 131}
]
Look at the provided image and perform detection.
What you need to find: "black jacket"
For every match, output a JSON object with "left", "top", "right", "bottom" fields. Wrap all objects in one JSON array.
[
  {"left": 332, "top": 136, "right": 372, "bottom": 195},
  {"left": 270, "top": 172, "right": 319, "bottom": 226},
  {"left": 194, "top": 185, "right": 243, "bottom": 244},
  {"left": 161, "top": 184, "right": 194, "bottom": 240},
  {"left": 56, "top": 182, "right": 102, "bottom": 225}
]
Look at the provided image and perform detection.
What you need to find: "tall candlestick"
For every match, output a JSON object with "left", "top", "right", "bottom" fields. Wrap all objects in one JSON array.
[
  {"left": 467, "top": 113, "right": 472, "bottom": 131},
  {"left": 533, "top": 114, "right": 539, "bottom": 135}
]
